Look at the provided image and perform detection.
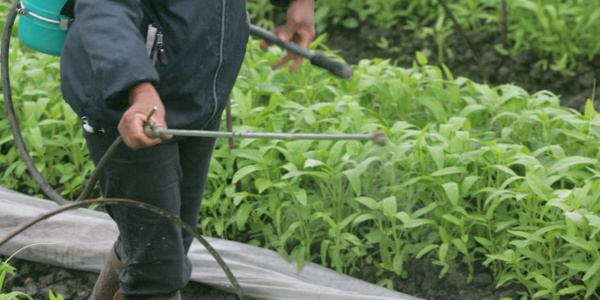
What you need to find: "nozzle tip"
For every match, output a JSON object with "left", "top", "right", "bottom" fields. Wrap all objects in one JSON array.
[{"left": 372, "top": 131, "right": 387, "bottom": 146}]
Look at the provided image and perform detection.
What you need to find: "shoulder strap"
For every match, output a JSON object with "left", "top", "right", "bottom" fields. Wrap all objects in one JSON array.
[{"left": 60, "top": 0, "right": 76, "bottom": 19}]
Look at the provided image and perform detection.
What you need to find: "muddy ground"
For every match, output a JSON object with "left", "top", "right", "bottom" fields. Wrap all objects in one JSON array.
[{"left": 2, "top": 23, "right": 598, "bottom": 300}]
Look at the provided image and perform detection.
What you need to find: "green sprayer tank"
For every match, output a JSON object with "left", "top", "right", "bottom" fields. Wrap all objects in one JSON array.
[{"left": 18, "top": 0, "right": 70, "bottom": 56}]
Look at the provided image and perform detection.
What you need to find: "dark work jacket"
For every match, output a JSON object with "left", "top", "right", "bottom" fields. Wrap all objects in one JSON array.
[{"left": 60, "top": 0, "right": 250, "bottom": 137}]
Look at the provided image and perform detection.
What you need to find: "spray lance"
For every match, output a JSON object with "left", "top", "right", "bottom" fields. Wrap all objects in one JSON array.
[
  {"left": 143, "top": 107, "right": 387, "bottom": 145},
  {"left": 139, "top": 25, "right": 382, "bottom": 143}
]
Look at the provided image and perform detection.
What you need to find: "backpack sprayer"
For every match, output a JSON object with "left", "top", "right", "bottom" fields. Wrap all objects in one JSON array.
[{"left": 1, "top": 1, "right": 385, "bottom": 298}]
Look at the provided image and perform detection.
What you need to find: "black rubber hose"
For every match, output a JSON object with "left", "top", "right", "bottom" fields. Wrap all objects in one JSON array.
[
  {"left": 75, "top": 137, "right": 123, "bottom": 201},
  {"left": 1, "top": 3, "right": 133, "bottom": 204},
  {"left": 0, "top": 198, "right": 246, "bottom": 300},
  {"left": 249, "top": 24, "right": 354, "bottom": 79},
  {"left": 1, "top": 1, "right": 68, "bottom": 204}
]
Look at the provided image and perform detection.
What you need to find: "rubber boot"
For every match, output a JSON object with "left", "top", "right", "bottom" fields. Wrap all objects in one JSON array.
[
  {"left": 88, "top": 247, "right": 124, "bottom": 300},
  {"left": 113, "top": 291, "right": 182, "bottom": 300}
]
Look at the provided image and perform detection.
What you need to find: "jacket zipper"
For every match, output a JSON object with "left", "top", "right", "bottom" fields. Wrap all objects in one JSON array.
[
  {"left": 204, "top": 0, "right": 227, "bottom": 129},
  {"left": 147, "top": 21, "right": 168, "bottom": 67},
  {"left": 156, "top": 32, "right": 168, "bottom": 65},
  {"left": 151, "top": 31, "right": 168, "bottom": 66}
]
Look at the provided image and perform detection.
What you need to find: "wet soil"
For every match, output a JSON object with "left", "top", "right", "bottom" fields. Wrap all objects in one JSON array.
[{"left": 1, "top": 257, "right": 238, "bottom": 300}]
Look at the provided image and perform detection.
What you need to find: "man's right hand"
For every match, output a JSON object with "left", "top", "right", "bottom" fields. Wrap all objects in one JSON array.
[{"left": 118, "top": 82, "right": 172, "bottom": 149}]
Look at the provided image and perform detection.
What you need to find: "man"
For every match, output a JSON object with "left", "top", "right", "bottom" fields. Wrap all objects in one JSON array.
[{"left": 59, "top": 0, "right": 315, "bottom": 299}]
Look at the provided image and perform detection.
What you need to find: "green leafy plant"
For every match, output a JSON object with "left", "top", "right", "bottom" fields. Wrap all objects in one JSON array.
[{"left": 1, "top": 15, "right": 599, "bottom": 298}]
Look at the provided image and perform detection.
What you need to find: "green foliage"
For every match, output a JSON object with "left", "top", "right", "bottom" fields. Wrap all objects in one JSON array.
[
  {"left": 1, "top": 12, "right": 599, "bottom": 299},
  {"left": 248, "top": 0, "right": 600, "bottom": 73},
  {"left": 200, "top": 43, "right": 600, "bottom": 298},
  {"left": 0, "top": 39, "right": 92, "bottom": 198}
]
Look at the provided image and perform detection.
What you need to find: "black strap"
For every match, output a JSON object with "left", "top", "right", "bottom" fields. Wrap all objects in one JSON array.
[{"left": 60, "top": 0, "right": 76, "bottom": 19}]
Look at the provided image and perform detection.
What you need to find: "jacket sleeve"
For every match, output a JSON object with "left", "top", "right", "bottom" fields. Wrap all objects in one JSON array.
[{"left": 74, "top": 0, "right": 158, "bottom": 107}]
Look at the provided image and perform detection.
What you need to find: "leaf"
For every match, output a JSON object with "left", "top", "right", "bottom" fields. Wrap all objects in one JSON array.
[
  {"left": 549, "top": 156, "right": 597, "bottom": 174},
  {"left": 583, "top": 258, "right": 600, "bottom": 281},
  {"left": 397, "top": 214, "right": 435, "bottom": 228},
  {"left": 532, "top": 289, "right": 551, "bottom": 298},
  {"left": 562, "top": 236, "right": 593, "bottom": 252},
  {"left": 533, "top": 273, "right": 554, "bottom": 290},
  {"left": 496, "top": 273, "right": 518, "bottom": 288},
  {"left": 320, "top": 240, "right": 332, "bottom": 266},
  {"left": 416, "top": 51, "right": 428, "bottom": 65},
  {"left": 558, "top": 285, "right": 586, "bottom": 295},
  {"left": 412, "top": 202, "right": 438, "bottom": 218},
  {"left": 473, "top": 236, "right": 492, "bottom": 249},
  {"left": 420, "top": 96, "right": 447, "bottom": 123},
  {"left": 341, "top": 233, "right": 362, "bottom": 246},
  {"left": 343, "top": 157, "right": 379, "bottom": 195},
  {"left": 232, "top": 165, "right": 262, "bottom": 184},
  {"left": 438, "top": 242, "right": 449, "bottom": 262},
  {"left": 392, "top": 254, "right": 404, "bottom": 275},
  {"left": 255, "top": 178, "right": 274, "bottom": 193},
  {"left": 442, "top": 182, "right": 460, "bottom": 206},
  {"left": 235, "top": 203, "right": 252, "bottom": 229},
  {"left": 355, "top": 197, "right": 380, "bottom": 210},
  {"left": 416, "top": 244, "right": 439, "bottom": 259},
  {"left": 442, "top": 214, "right": 461, "bottom": 226},
  {"left": 525, "top": 171, "right": 552, "bottom": 201},
  {"left": 294, "top": 188, "right": 308, "bottom": 206},
  {"left": 49, "top": 289, "right": 65, "bottom": 300},
  {"left": 460, "top": 176, "right": 479, "bottom": 196},
  {"left": 451, "top": 238, "right": 468, "bottom": 255},
  {"left": 431, "top": 167, "right": 466, "bottom": 177},
  {"left": 342, "top": 17, "right": 359, "bottom": 28},
  {"left": 427, "top": 145, "right": 445, "bottom": 170},
  {"left": 353, "top": 213, "right": 376, "bottom": 226},
  {"left": 304, "top": 158, "right": 325, "bottom": 168},
  {"left": 491, "top": 164, "right": 517, "bottom": 177},
  {"left": 339, "top": 213, "right": 358, "bottom": 229},
  {"left": 382, "top": 196, "right": 397, "bottom": 217},
  {"left": 564, "top": 262, "right": 591, "bottom": 272},
  {"left": 459, "top": 104, "right": 486, "bottom": 117}
]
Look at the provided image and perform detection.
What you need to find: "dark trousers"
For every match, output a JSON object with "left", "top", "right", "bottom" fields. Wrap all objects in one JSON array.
[{"left": 84, "top": 120, "right": 219, "bottom": 297}]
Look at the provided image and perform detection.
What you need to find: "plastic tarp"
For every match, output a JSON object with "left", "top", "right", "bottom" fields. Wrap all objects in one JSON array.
[{"left": 0, "top": 187, "right": 421, "bottom": 300}]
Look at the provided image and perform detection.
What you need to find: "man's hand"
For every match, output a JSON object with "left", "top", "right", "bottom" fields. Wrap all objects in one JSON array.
[
  {"left": 261, "top": 0, "right": 315, "bottom": 72},
  {"left": 118, "top": 82, "right": 172, "bottom": 149}
]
